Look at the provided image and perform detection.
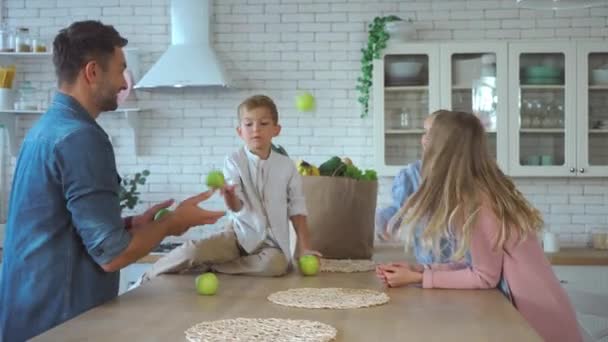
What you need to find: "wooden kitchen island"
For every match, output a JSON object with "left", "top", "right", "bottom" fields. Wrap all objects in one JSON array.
[{"left": 33, "top": 267, "right": 542, "bottom": 341}]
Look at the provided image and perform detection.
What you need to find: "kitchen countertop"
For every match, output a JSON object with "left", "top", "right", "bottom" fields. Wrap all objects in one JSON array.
[
  {"left": 545, "top": 247, "right": 608, "bottom": 266},
  {"left": 1, "top": 245, "right": 606, "bottom": 266},
  {"left": 33, "top": 259, "right": 541, "bottom": 341},
  {"left": 137, "top": 245, "right": 608, "bottom": 266}
]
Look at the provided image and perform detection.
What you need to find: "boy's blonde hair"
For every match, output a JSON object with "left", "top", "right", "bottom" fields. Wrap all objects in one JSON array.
[
  {"left": 237, "top": 95, "right": 279, "bottom": 124},
  {"left": 395, "top": 110, "right": 543, "bottom": 260}
]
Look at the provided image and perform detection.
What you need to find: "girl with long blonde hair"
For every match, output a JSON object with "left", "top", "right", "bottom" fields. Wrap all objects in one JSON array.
[{"left": 376, "top": 110, "right": 581, "bottom": 342}]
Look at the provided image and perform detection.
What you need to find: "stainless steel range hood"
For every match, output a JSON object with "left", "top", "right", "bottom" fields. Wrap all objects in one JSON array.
[{"left": 134, "top": 0, "right": 229, "bottom": 89}]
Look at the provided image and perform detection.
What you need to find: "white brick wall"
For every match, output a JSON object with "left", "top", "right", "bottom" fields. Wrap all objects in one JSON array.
[{"left": 1, "top": 0, "right": 607, "bottom": 244}]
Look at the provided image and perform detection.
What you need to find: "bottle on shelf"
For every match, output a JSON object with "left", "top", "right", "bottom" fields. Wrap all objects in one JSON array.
[
  {"left": 15, "top": 27, "right": 32, "bottom": 53},
  {"left": 0, "top": 25, "right": 16, "bottom": 52}
]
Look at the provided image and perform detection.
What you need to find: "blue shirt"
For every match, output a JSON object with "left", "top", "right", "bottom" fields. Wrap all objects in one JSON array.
[
  {"left": 376, "top": 161, "right": 428, "bottom": 259},
  {"left": 0, "top": 93, "right": 132, "bottom": 342}
]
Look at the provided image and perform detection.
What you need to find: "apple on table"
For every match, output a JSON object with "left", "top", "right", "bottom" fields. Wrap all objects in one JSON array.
[
  {"left": 195, "top": 272, "right": 219, "bottom": 296},
  {"left": 299, "top": 254, "right": 320, "bottom": 276}
]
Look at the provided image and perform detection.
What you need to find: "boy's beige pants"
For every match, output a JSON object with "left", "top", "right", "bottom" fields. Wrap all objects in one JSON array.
[{"left": 139, "top": 224, "right": 289, "bottom": 284}]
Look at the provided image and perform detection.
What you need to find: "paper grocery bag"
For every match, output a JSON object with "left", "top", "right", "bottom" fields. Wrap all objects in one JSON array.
[{"left": 300, "top": 176, "right": 378, "bottom": 259}]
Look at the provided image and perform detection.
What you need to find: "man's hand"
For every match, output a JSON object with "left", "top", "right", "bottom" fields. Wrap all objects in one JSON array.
[
  {"left": 168, "top": 190, "right": 225, "bottom": 236},
  {"left": 131, "top": 199, "right": 175, "bottom": 229}
]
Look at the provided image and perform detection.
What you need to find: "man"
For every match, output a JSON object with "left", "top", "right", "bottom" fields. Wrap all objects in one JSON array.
[{"left": 0, "top": 21, "right": 225, "bottom": 342}]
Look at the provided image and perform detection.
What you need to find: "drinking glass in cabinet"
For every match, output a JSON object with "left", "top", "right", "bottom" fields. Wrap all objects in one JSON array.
[{"left": 398, "top": 108, "right": 410, "bottom": 129}]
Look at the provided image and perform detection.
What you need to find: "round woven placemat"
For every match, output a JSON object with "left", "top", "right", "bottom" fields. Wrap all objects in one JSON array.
[
  {"left": 268, "top": 288, "right": 389, "bottom": 309},
  {"left": 185, "top": 318, "right": 337, "bottom": 342},
  {"left": 320, "top": 259, "right": 376, "bottom": 273}
]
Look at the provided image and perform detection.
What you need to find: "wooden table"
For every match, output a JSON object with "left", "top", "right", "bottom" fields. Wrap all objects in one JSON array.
[{"left": 33, "top": 269, "right": 541, "bottom": 341}]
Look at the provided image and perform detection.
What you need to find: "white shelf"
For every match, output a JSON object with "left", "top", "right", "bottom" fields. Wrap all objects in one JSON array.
[
  {"left": 520, "top": 84, "right": 564, "bottom": 90},
  {"left": 452, "top": 85, "right": 472, "bottom": 90},
  {"left": 0, "top": 52, "right": 52, "bottom": 57},
  {"left": 5, "top": 109, "right": 44, "bottom": 114},
  {"left": 589, "top": 85, "right": 608, "bottom": 90},
  {"left": 589, "top": 129, "right": 608, "bottom": 133},
  {"left": 0, "top": 108, "right": 143, "bottom": 157},
  {"left": 385, "top": 129, "right": 425, "bottom": 134},
  {"left": 385, "top": 85, "right": 428, "bottom": 91},
  {"left": 520, "top": 128, "right": 565, "bottom": 133}
]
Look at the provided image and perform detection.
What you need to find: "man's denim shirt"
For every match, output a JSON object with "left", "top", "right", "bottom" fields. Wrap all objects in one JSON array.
[{"left": 0, "top": 93, "right": 132, "bottom": 342}]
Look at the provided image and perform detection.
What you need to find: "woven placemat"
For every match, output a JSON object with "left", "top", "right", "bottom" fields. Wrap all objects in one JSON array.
[
  {"left": 268, "top": 288, "right": 389, "bottom": 309},
  {"left": 320, "top": 259, "right": 376, "bottom": 273},
  {"left": 185, "top": 318, "right": 337, "bottom": 342}
]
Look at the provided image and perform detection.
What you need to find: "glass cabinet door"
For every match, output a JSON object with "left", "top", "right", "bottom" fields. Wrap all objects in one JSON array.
[
  {"left": 384, "top": 54, "right": 429, "bottom": 166},
  {"left": 518, "top": 52, "right": 566, "bottom": 167},
  {"left": 440, "top": 43, "right": 508, "bottom": 172},
  {"left": 373, "top": 44, "right": 440, "bottom": 175},
  {"left": 509, "top": 43, "right": 576, "bottom": 177},
  {"left": 577, "top": 44, "right": 608, "bottom": 176}
]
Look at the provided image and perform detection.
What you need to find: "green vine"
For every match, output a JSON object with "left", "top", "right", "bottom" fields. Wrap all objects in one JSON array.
[{"left": 357, "top": 15, "right": 401, "bottom": 118}]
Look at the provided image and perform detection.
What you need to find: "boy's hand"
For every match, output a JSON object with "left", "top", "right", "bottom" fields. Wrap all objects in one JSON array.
[
  {"left": 220, "top": 184, "right": 237, "bottom": 198},
  {"left": 220, "top": 184, "right": 242, "bottom": 212},
  {"left": 301, "top": 249, "right": 323, "bottom": 258}
]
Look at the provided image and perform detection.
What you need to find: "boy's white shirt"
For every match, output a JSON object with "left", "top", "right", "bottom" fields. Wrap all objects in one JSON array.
[{"left": 223, "top": 146, "right": 308, "bottom": 260}]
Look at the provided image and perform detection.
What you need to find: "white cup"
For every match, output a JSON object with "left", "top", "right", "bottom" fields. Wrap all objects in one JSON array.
[
  {"left": 543, "top": 231, "right": 560, "bottom": 253},
  {"left": 0, "top": 88, "right": 15, "bottom": 110}
]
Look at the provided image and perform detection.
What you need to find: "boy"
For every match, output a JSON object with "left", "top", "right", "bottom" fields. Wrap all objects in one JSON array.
[{"left": 141, "top": 95, "right": 319, "bottom": 281}]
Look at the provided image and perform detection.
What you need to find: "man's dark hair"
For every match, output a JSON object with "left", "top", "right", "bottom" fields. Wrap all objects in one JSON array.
[{"left": 52, "top": 20, "right": 128, "bottom": 85}]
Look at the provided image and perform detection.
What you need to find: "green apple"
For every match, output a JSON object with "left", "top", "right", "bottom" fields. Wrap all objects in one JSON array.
[
  {"left": 153, "top": 208, "right": 171, "bottom": 221},
  {"left": 195, "top": 272, "right": 219, "bottom": 295},
  {"left": 295, "top": 92, "right": 315, "bottom": 112},
  {"left": 206, "top": 170, "right": 225, "bottom": 189},
  {"left": 298, "top": 255, "right": 320, "bottom": 276}
]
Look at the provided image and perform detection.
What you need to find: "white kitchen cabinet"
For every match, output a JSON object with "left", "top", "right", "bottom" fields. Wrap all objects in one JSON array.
[
  {"left": 577, "top": 42, "right": 608, "bottom": 177},
  {"left": 372, "top": 43, "right": 440, "bottom": 176},
  {"left": 372, "top": 41, "right": 508, "bottom": 176},
  {"left": 373, "top": 40, "right": 608, "bottom": 178},
  {"left": 508, "top": 41, "right": 608, "bottom": 177},
  {"left": 553, "top": 266, "right": 608, "bottom": 340},
  {"left": 119, "top": 263, "right": 150, "bottom": 295},
  {"left": 508, "top": 42, "right": 577, "bottom": 177},
  {"left": 439, "top": 42, "right": 509, "bottom": 172}
]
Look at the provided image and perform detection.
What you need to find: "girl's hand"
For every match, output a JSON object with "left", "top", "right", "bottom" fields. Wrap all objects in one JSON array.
[
  {"left": 376, "top": 264, "right": 423, "bottom": 288},
  {"left": 375, "top": 266, "right": 389, "bottom": 287},
  {"left": 378, "top": 262, "right": 424, "bottom": 272}
]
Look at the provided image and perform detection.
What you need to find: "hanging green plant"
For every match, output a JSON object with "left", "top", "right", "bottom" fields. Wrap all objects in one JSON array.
[{"left": 356, "top": 15, "right": 401, "bottom": 118}]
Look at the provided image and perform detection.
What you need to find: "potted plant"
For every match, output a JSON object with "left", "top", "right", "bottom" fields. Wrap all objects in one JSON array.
[
  {"left": 119, "top": 170, "right": 150, "bottom": 211},
  {"left": 356, "top": 15, "right": 402, "bottom": 118}
]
